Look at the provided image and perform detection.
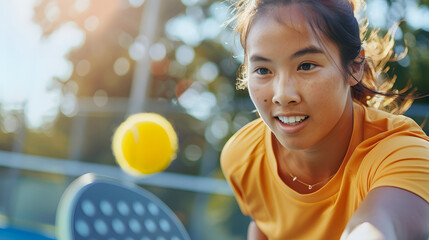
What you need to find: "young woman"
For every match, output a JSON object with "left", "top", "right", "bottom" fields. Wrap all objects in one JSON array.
[{"left": 220, "top": 0, "right": 429, "bottom": 239}]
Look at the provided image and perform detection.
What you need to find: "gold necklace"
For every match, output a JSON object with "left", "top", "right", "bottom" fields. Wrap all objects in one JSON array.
[{"left": 288, "top": 172, "right": 335, "bottom": 190}]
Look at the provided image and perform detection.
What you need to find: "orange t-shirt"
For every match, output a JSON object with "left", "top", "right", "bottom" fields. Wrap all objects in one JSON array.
[{"left": 221, "top": 102, "right": 429, "bottom": 240}]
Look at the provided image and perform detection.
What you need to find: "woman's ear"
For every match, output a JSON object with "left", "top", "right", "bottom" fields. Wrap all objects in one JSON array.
[{"left": 348, "top": 48, "right": 365, "bottom": 86}]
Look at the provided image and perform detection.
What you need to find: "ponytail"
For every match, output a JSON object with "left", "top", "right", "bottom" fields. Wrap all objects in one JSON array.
[{"left": 350, "top": 0, "right": 421, "bottom": 114}]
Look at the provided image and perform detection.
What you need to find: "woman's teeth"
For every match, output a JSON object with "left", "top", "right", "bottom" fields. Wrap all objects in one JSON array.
[{"left": 277, "top": 116, "right": 308, "bottom": 125}]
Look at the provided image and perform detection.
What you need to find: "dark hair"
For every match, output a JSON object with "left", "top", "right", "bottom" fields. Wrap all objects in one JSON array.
[{"left": 229, "top": 0, "right": 420, "bottom": 114}]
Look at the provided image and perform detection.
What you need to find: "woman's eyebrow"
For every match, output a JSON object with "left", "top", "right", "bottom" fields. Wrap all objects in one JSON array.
[
  {"left": 291, "top": 46, "right": 325, "bottom": 59},
  {"left": 249, "top": 46, "right": 325, "bottom": 63},
  {"left": 249, "top": 55, "right": 271, "bottom": 63}
]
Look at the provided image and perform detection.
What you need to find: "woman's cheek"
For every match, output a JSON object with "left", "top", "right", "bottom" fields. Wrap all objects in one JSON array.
[{"left": 249, "top": 87, "right": 267, "bottom": 107}]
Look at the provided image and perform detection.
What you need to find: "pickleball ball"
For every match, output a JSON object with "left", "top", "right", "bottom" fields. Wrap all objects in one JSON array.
[{"left": 112, "top": 113, "right": 178, "bottom": 175}]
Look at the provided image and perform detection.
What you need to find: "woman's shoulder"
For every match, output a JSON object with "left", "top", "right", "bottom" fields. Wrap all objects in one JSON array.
[
  {"left": 351, "top": 103, "right": 429, "bottom": 167},
  {"left": 225, "top": 118, "right": 266, "bottom": 146},
  {"left": 354, "top": 104, "right": 429, "bottom": 166},
  {"left": 358, "top": 103, "right": 428, "bottom": 140},
  {"left": 220, "top": 118, "right": 267, "bottom": 175}
]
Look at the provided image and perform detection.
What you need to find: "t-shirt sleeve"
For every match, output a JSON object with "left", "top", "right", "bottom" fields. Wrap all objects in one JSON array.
[
  {"left": 362, "top": 135, "right": 429, "bottom": 203},
  {"left": 220, "top": 135, "right": 251, "bottom": 216}
]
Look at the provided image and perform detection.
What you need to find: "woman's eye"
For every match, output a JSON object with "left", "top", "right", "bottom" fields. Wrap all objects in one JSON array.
[
  {"left": 255, "top": 68, "right": 271, "bottom": 75},
  {"left": 298, "top": 63, "right": 316, "bottom": 71}
]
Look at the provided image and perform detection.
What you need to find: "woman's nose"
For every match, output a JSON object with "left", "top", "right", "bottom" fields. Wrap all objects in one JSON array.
[{"left": 272, "top": 76, "right": 301, "bottom": 105}]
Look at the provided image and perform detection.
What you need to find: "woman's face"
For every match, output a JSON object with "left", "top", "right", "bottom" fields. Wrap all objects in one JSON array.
[{"left": 246, "top": 4, "right": 355, "bottom": 151}]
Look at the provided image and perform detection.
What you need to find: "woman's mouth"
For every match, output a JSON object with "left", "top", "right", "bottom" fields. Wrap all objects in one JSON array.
[{"left": 276, "top": 116, "right": 309, "bottom": 126}]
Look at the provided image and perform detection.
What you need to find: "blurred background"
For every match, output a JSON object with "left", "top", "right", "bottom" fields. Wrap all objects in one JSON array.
[{"left": 0, "top": 0, "right": 428, "bottom": 239}]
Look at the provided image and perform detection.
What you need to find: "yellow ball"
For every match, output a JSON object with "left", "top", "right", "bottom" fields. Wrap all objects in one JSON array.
[{"left": 112, "top": 113, "right": 178, "bottom": 175}]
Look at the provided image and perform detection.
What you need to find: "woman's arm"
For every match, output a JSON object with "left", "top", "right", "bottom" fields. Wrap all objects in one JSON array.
[
  {"left": 341, "top": 187, "right": 429, "bottom": 240},
  {"left": 248, "top": 221, "right": 268, "bottom": 240}
]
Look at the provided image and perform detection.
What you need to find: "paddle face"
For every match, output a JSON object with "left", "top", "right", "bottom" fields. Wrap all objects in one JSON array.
[
  {"left": 113, "top": 113, "right": 178, "bottom": 175},
  {"left": 56, "top": 174, "right": 191, "bottom": 240}
]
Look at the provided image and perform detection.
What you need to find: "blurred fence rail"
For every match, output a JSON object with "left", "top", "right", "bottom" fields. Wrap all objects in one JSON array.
[{"left": 0, "top": 150, "right": 233, "bottom": 196}]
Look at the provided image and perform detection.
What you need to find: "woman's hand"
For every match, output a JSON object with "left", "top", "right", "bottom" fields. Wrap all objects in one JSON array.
[{"left": 340, "top": 222, "right": 384, "bottom": 240}]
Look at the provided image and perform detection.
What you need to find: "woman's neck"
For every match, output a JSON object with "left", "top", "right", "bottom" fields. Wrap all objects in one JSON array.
[{"left": 275, "top": 99, "right": 355, "bottom": 192}]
